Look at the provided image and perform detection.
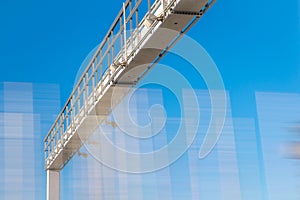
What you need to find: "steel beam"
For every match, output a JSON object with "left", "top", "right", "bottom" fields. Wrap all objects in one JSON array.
[{"left": 47, "top": 170, "right": 60, "bottom": 200}]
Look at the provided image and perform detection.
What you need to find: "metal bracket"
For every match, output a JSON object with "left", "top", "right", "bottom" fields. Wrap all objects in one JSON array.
[
  {"left": 171, "top": 10, "right": 203, "bottom": 17},
  {"left": 105, "top": 120, "right": 118, "bottom": 128},
  {"left": 156, "top": 14, "right": 165, "bottom": 22},
  {"left": 111, "top": 60, "right": 127, "bottom": 71},
  {"left": 112, "top": 81, "right": 136, "bottom": 87},
  {"left": 119, "top": 60, "right": 127, "bottom": 68}
]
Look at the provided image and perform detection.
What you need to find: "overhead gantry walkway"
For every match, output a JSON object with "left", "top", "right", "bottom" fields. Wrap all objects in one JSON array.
[{"left": 44, "top": 0, "right": 215, "bottom": 199}]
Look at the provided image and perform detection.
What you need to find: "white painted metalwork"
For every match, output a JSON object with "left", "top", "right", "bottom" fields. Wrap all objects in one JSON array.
[
  {"left": 46, "top": 170, "right": 60, "bottom": 200},
  {"left": 44, "top": 0, "right": 216, "bottom": 171}
]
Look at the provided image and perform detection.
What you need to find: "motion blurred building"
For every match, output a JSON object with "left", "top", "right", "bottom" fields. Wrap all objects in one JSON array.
[
  {"left": 0, "top": 82, "right": 60, "bottom": 199},
  {"left": 60, "top": 89, "right": 300, "bottom": 200},
  {"left": 0, "top": 82, "right": 299, "bottom": 199}
]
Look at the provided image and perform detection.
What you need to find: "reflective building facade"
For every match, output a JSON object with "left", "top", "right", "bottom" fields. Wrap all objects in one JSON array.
[{"left": 0, "top": 82, "right": 299, "bottom": 199}]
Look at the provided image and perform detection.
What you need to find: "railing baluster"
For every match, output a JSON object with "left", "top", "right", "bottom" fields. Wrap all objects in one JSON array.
[
  {"left": 111, "top": 31, "right": 114, "bottom": 64},
  {"left": 123, "top": 2, "right": 127, "bottom": 61},
  {"left": 148, "top": 0, "right": 151, "bottom": 13},
  {"left": 130, "top": 0, "right": 133, "bottom": 33}
]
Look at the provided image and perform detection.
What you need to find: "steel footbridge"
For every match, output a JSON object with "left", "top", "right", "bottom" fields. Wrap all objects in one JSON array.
[{"left": 44, "top": 0, "right": 215, "bottom": 199}]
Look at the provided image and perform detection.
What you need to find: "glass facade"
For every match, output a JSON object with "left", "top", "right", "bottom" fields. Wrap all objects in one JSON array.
[{"left": 0, "top": 83, "right": 299, "bottom": 199}]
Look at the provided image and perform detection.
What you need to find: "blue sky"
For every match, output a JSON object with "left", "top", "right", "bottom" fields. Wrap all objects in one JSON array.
[
  {"left": 0, "top": 0, "right": 299, "bottom": 199},
  {"left": 0, "top": 0, "right": 299, "bottom": 105}
]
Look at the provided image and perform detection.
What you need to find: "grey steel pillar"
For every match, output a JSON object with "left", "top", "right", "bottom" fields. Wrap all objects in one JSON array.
[{"left": 47, "top": 170, "right": 60, "bottom": 200}]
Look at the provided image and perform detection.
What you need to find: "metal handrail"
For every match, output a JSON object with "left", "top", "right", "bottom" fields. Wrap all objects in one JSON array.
[
  {"left": 44, "top": 0, "right": 170, "bottom": 164},
  {"left": 44, "top": 0, "right": 215, "bottom": 169},
  {"left": 44, "top": 0, "right": 130, "bottom": 142},
  {"left": 44, "top": 0, "right": 141, "bottom": 143}
]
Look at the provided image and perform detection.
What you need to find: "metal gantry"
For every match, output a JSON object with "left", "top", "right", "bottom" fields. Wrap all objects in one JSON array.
[{"left": 44, "top": 0, "right": 215, "bottom": 199}]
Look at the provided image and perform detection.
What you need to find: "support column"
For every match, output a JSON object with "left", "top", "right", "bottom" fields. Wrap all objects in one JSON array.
[{"left": 47, "top": 170, "right": 60, "bottom": 200}]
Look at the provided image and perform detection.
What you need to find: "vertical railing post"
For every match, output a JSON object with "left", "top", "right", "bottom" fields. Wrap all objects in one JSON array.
[
  {"left": 99, "top": 49, "right": 103, "bottom": 95},
  {"left": 92, "top": 62, "right": 96, "bottom": 104},
  {"left": 111, "top": 31, "right": 114, "bottom": 63},
  {"left": 70, "top": 97, "right": 74, "bottom": 136},
  {"left": 48, "top": 138, "right": 50, "bottom": 160},
  {"left": 129, "top": 0, "right": 133, "bottom": 37},
  {"left": 84, "top": 75, "right": 88, "bottom": 115},
  {"left": 60, "top": 116, "right": 64, "bottom": 145},
  {"left": 161, "top": 0, "right": 165, "bottom": 14},
  {"left": 77, "top": 87, "right": 80, "bottom": 117},
  {"left": 123, "top": 2, "right": 127, "bottom": 61},
  {"left": 148, "top": 0, "right": 151, "bottom": 13},
  {"left": 44, "top": 142, "right": 47, "bottom": 167}
]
